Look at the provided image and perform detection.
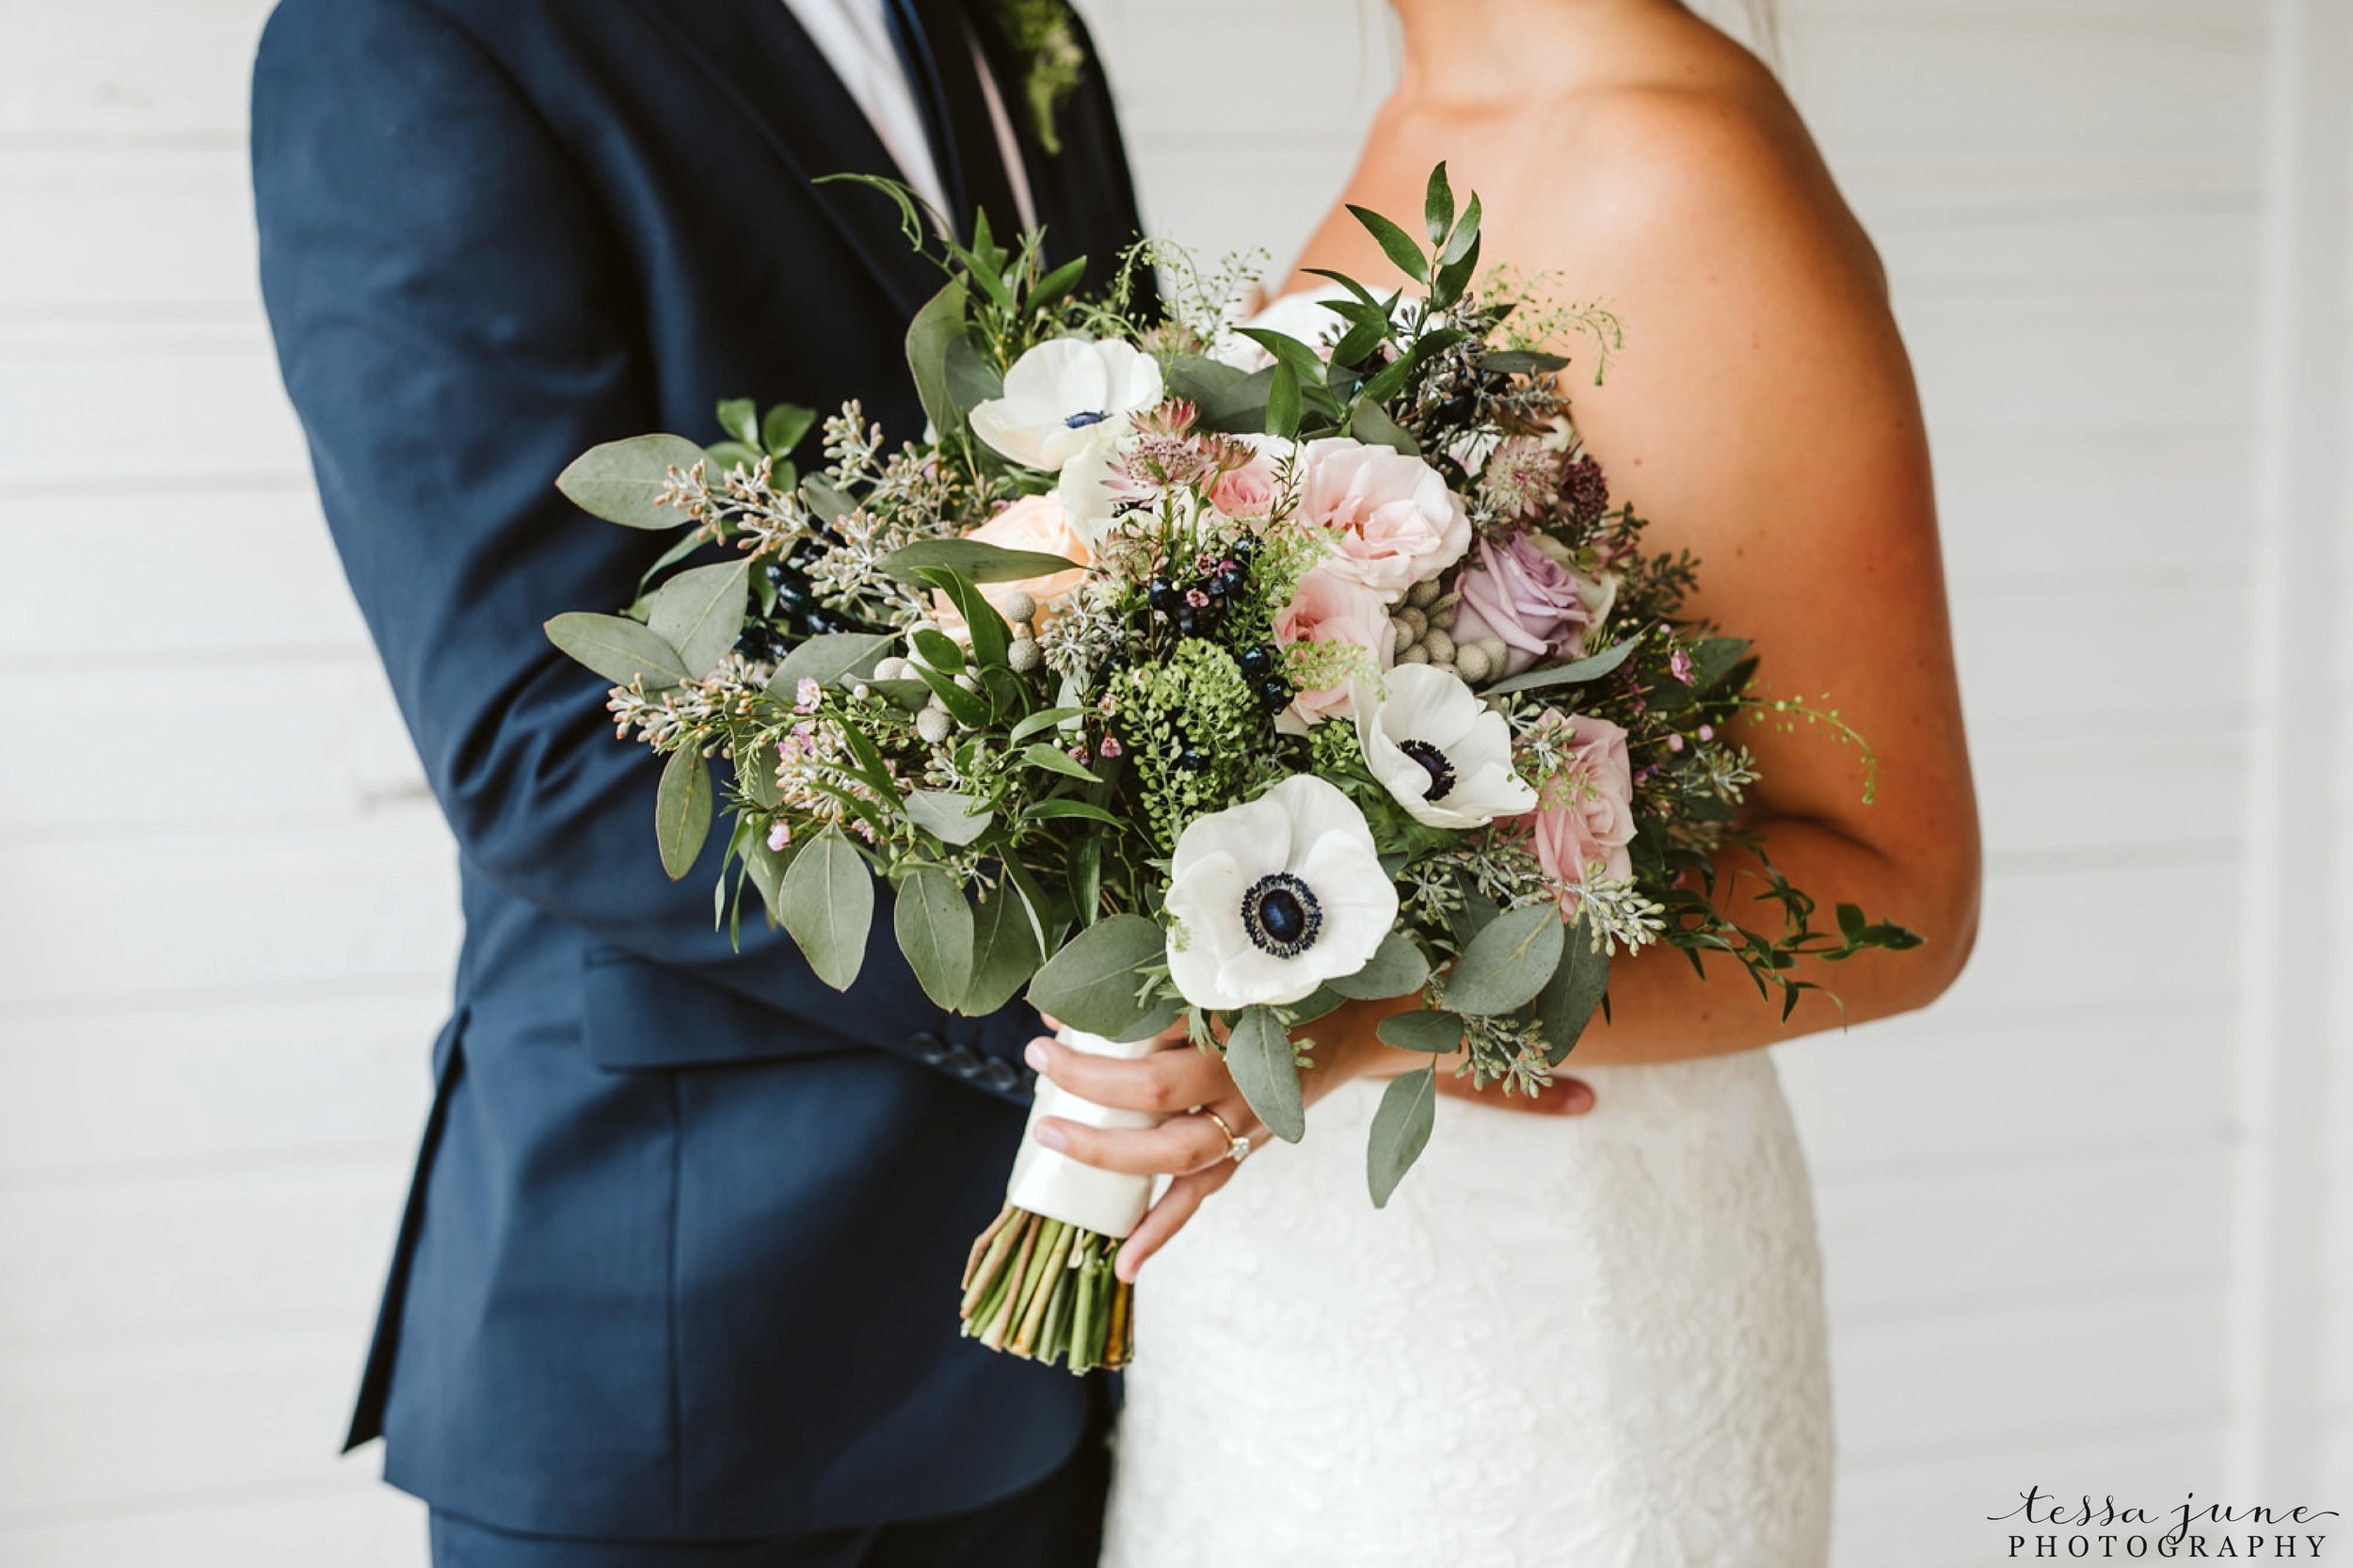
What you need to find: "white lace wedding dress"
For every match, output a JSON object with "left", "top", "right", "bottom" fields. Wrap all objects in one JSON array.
[{"left": 1099, "top": 1052, "right": 1833, "bottom": 1568}]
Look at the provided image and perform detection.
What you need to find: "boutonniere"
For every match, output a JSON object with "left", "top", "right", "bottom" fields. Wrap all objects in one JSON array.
[{"left": 997, "top": 0, "right": 1086, "bottom": 155}]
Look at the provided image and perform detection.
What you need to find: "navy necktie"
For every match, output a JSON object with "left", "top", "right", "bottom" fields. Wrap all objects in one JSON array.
[{"left": 880, "top": 0, "right": 1026, "bottom": 243}]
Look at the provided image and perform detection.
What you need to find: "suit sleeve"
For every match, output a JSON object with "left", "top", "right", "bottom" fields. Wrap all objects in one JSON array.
[{"left": 250, "top": 0, "right": 1041, "bottom": 1090}]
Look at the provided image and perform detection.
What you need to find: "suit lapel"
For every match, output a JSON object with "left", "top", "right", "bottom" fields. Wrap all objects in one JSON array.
[{"left": 622, "top": 0, "right": 945, "bottom": 320}]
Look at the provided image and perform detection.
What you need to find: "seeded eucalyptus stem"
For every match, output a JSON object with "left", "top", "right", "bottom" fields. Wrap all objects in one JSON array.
[{"left": 958, "top": 1202, "right": 1133, "bottom": 1373}]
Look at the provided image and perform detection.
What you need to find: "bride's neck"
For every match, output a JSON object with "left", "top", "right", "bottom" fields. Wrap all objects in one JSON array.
[{"left": 1388, "top": 0, "right": 1666, "bottom": 110}]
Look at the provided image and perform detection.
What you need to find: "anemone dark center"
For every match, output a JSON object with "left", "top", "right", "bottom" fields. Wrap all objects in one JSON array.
[
  {"left": 1240, "top": 872, "right": 1322, "bottom": 959},
  {"left": 1064, "top": 409, "right": 1111, "bottom": 429},
  {"left": 1398, "top": 739, "right": 1458, "bottom": 802}
]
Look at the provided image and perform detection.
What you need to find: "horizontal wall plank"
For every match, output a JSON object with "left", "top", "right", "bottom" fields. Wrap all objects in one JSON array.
[
  {"left": 0, "top": 819, "right": 462, "bottom": 1007},
  {"left": 0, "top": 1165, "right": 402, "bottom": 1349},
  {"left": 0, "top": 1327, "right": 372, "bottom": 1517},
  {"left": 0, "top": 152, "right": 255, "bottom": 310},
  {"left": 0, "top": 987, "right": 443, "bottom": 1180},
  {"left": 1836, "top": 1284, "right": 2229, "bottom": 1466},
  {"left": 1815, "top": 1143, "right": 2233, "bottom": 1320},
  {"left": 0, "top": 0, "right": 272, "bottom": 141},
  {"left": 0, "top": 321, "right": 304, "bottom": 488},
  {"left": 1782, "top": 1000, "right": 2237, "bottom": 1178},
  {"left": 0, "top": 1480, "right": 423, "bottom": 1568}
]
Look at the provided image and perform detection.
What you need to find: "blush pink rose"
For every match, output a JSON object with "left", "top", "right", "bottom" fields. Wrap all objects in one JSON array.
[
  {"left": 1273, "top": 564, "right": 1396, "bottom": 727},
  {"left": 1449, "top": 529, "right": 1602, "bottom": 676},
  {"left": 1519, "top": 712, "right": 1637, "bottom": 905},
  {"left": 1299, "top": 437, "right": 1472, "bottom": 599},
  {"left": 1207, "top": 436, "right": 1294, "bottom": 520},
  {"left": 932, "top": 493, "right": 1090, "bottom": 640}
]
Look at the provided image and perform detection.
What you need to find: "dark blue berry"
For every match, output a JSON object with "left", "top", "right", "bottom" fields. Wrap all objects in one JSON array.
[
  {"left": 1239, "top": 644, "right": 1273, "bottom": 679},
  {"left": 1148, "top": 577, "right": 1179, "bottom": 614}
]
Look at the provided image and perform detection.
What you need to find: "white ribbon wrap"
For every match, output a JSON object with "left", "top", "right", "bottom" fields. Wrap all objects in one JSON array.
[{"left": 1003, "top": 1026, "right": 1165, "bottom": 1239}]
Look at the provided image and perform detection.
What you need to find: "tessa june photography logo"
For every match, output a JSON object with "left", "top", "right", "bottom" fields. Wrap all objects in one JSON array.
[{"left": 1992, "top": 1488, "right": 2340, "bottom": 1559}]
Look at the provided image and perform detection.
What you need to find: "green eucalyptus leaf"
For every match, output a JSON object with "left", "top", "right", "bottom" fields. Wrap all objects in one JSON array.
[
  {"left": 762, "top": 403, "right": 817, "bottom": 456},
  {"left": 801, "top": 474, "right": 856, "bottom": 525},
  {"left": 716, "top": 398, "right": 760, "bottom": 448},
  {"left": 644, "top": 560, "right": 749, "bottom": 680},
  {"left": 1287, "top": 985, "right": 1348, "bottom": 1024},
  {"left": 734, "top": 745, "right": 781, "bottom": 809},
  {"left": 1367, "top": 1066, "right": 1437, "bottom": 1208},
  {"left": 1440, "top": 902, "right": 1566, "bottom": 1016},
  {"left": 1532, "top": 917, "right": 1610, "bottom": 1065},
  {"left": 654, "top": 747, "right": 714, "bottom": 881},
  {"left": 906, "top": 277, "right": 971, "bottom": 440},
  {"left": 1225, "top": 1006, "right": 1305, "bottom": 1144},
  {"left": 895, "top": 864, "right": 975, "bottom": 1011},
  {"left": 705, "top": 440, "right": 764, "bottom": 472},
  {"left": 942, "top": 335, "right": 1006, "bottom": 419},
  {"left": 544, "top": 612, "right": 692, "bottom": 690},
  {"left": 1347, "top": 203, "right": 1431, "bottom": 284},
  {"left": 1328, "top": 931, "right": 1432, "bottom": 1001},
  {"left": 769, "top": 632, "right": 895, "bottom": 696},
  {"left": 879, "top": 538, "right": 1082, "bottom": 584},
  {"left": 556, "top": 433, "right": 707, "bottom": 529},
  {"left": 1376, "top": 1010, "right": 1466, "bottom": 1053},
  {"left": 905, "top": 790, "right": 994, "bottom": 846},
  {"left": 1481, "top": 634, "right": 1643, "bottom": 696},
  {"left": 778, "top": 825, "right": 873, "bottom": 990},
  {"left": 1025, "top": 913, "right": 1164, "bottom": 1038},
  {"left": 966, "top": 888, "right": 1045, "bottom": 1014}
]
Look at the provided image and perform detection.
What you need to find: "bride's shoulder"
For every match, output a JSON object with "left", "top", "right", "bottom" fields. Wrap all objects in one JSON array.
[{"left": 1547, "top": 72, "right": 1864, "bottom": 273}]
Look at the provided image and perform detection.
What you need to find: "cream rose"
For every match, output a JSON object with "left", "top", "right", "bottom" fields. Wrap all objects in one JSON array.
[{"left": 1298, "top": 437, "right": 1473, "bottom": 600}]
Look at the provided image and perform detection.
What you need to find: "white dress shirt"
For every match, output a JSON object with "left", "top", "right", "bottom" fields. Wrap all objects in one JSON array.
[{"left": 778, "top": 0, "right": 1036, "bottom": 232}]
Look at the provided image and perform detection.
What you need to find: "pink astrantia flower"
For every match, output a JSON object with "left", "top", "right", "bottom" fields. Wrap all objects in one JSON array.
[
  {"left": 1449, "top": 530, "right": 1600, "bottom": 677},
  {"left": 1517, "top": 711, "right": 1637, "bottom": 910},
  {"left": 1273, "top": 564, "right": 1396, "bottom": 728},
  {"left": 1298, "top": 437, "right": 1472, "bottom": 600}
]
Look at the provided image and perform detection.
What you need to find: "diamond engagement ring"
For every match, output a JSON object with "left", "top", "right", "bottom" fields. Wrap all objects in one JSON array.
[{"left": 1200, "top": 1108, "right": 1252, "bottom": 1166}]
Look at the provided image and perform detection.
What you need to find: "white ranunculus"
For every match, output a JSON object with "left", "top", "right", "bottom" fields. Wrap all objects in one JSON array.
[
  {"left": 968, "top": 337, "right": 1164, "bottom": 472},
  {"left": 1353, "top": 664, "right": 1539, "bottom": 829},
  {"left": 1163, "top": 776, "right": 1400, "bottom": 1010}
]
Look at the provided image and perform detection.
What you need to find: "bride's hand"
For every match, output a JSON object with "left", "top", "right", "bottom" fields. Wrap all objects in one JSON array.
[{"left": 1027, "top": 1003, "right": 1597, "bottom": 1279}]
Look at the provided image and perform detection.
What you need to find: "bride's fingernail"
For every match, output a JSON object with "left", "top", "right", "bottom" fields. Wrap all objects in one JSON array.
[
  {"left": 1024, "top": 1040, "right": 1049, "bottom": 1072},
  {"left": 1035, "top": 1121, "right": 1069, "bottom": 1151}
]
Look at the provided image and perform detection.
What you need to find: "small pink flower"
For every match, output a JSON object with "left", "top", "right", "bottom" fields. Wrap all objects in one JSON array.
[
  {"left": 1697, "top": 724, "right": 1714, "bottom": 742},
  {"left": 766, "top": 822, "right": 792, "bottom": 853},
  {"left": 1098, "top": 735, "right": 1125, "bottom": 759},
  {"left": 1668, "top": 733, "right": 1686, "bottom": 752},
  {"left": 794, "top": 677, "right": 822, "bottom": 712},
  {"left": 1670, "top": 648, "right": 1694, "bottom": 686}
]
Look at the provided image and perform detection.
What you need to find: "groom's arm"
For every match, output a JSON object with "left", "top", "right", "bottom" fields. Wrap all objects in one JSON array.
[{"left": 250, "top": 0, "right": 1039, "bottom": 1094}]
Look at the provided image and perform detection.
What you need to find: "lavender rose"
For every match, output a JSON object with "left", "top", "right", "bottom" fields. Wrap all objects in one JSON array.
[{"left": 1449, "top": 529, "right": 1612, "bottom": 677}]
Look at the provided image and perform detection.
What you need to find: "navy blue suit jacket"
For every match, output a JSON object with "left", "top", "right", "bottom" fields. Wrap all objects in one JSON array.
[{"left": 251, "top": 0, "right": 1146, "bottom": 1538}]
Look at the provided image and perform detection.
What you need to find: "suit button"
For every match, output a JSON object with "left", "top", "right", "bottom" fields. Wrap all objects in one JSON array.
[
  {"left": 982, "top": 1058, "right": 1019, "bottom": 1092},
  {"left": 913, "top": 1031, "right": 950, "bottom": 1065},
  {"left": 944, "top": 1044, "right": 982, "bottom": 1077}
]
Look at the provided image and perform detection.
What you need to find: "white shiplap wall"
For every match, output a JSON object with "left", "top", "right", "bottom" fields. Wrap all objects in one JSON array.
[{"left": 0, "top": 2, "right": 2344, "bottom": 1564}]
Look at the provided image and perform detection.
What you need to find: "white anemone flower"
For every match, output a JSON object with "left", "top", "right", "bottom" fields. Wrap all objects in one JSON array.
[
  {"left": 968, "top": 337, "right": 1164, "bottom": 472},
  {"left": 1353, "top": 664, "right": 1539, "bottom": 828},
  {"left": 1164, "top": 776, "right": 1400, "bottom": 1011}
]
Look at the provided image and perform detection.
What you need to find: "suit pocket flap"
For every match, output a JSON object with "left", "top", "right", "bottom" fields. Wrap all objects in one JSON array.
[{"left": 579, "top": 950, "right": 858, "bottom": 1070}]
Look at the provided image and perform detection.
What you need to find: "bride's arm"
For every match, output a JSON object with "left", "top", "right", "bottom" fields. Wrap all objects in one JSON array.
[{"left": 1502, "top": 88, "right": 1981, "bottom": 1065}]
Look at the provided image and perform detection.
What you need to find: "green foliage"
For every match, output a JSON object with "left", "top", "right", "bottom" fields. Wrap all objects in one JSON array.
[
  {"left": 1367, "top": 1067, "right": 1436, "bottom": 1208},
  {"left": 1026, "top": 913, "right": 1168, "bottom": 1039},
  {"left": 645, "top": 561, "right": 749, "bottom": 680},
  {"left": 555, "top": 434, "right": 706, "bottom": 529},
  {"left": 1439, "top": 902, "right": 1565, "bottom": 1015},
  {"left": 655, "top": 747, "right": 714, "bottom": 880},
  {"left": 544, "top": 612, "right": 691, "bottom": 690},
  {"left": 779, "top": 826, "right": 874, "bottom": 990},
  {"left": 1115, "top": 641, "right": 1266, "bottom": 849},
  {"left": 895, "top": 863, "right": 976, "bottom": 1009},
  {"left": 1225, "top": 1006, "right": 1305, "bottom": 1144}
]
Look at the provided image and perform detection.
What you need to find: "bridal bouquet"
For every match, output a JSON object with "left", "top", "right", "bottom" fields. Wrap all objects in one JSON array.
[{"left": 543, "top": 168, "right": 1919, "bottom": 1372}]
